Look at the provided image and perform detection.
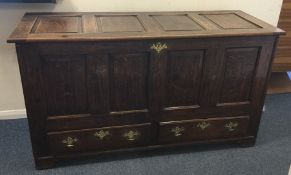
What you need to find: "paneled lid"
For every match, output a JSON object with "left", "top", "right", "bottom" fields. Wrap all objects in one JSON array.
[{"left": 7, "top": 11, "right": 285, "bottom": 43}]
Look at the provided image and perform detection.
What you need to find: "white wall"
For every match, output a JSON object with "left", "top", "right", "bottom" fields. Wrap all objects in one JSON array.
[{"left": 0, "top": 0, "right": 283, "bottom": 118}]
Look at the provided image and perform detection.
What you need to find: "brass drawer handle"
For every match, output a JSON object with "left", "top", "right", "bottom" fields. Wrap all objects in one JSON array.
[
  {"left": 171, "top": 126, "right": 185, "bottom": 137},
  {"left": 62, "top": 137, "right": 78, "bottom": 148},
  {"left": 225, "top": 121, "right": 238, "bottom": 131},
  {"left": 197, "top": 121, "right": 210, "bottom": 130},
  {"left": 94, "top": 130, "right": 110, "bottom": 140},
  {"left": 123, "top": 130, "right": 140, "bottom": 141},
  {"left": 150, "top": 42, "right": 168, "bottom": 54}
]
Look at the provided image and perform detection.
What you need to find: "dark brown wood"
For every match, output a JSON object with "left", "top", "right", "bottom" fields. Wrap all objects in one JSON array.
[
  {"left": 42, "top": 55, "right": 88, "bottom": 116},
  {"left": 48, "top": 123, "right": 153, "bottom": 154},
  {"left": 8, "top": 11, "right": 284, "bottom": 169},
  {"left": 7, "top": 11, "right": 284, "bottom": 43},
  {"left": 219, "top": 47, "right": 259, "bottom": 103},
  {"left": 159, "top": 116, "right": 249, "bottom": 143}
]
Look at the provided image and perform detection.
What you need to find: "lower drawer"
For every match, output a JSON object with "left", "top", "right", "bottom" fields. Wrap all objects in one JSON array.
[
  {"left": 47, "top": 123, "right": 152, "bottom": 154},
  {"left": 159, "top": 116, "right": 249, "bottom": 143}
]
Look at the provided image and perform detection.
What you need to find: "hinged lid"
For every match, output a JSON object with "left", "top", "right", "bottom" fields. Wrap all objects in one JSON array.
[{"left": 7, "top": 11, "right": 285, "bottom": 43}]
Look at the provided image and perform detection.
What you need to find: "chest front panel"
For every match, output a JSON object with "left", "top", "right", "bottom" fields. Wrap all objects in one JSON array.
[
  {"left": 10, "top": 11, "right": 283, "bottom": 169},
  {"left": 19, "top": 36, "right": 274, "bottom": 131},
  {"left": 14, "top": 35, "right": 277, "bottom": 169}
]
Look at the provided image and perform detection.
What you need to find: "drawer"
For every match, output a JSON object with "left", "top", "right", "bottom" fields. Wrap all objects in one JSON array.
[
  {"left": 47, "top": 123, "right": 152, "bottom": 154},
  {"left": 159, "top": 116, "right": 249, "bottom": 143}
]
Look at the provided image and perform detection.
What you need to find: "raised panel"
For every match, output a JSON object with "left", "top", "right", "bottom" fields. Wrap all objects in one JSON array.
[
  {"left": 98, "top": 16, "right": 145, "bottom": 33},
  {"left": 8, "top": 11, "right": 283, "bottom": 44},
  {"left": 152, "top": 15, "right": 203, "bottom": 31},
  {"left": 201, "top": 13, "right": 260, "bottom": 29},
  {"left": 33, "top": 16, "right": 81, "bottom": 33},
  {"left": 87, "top": 54, "right": 109, "bottom": 115},
  {"left": 165, "top": 50, "right": 204, "bottom": 107},
  {"left": 110, "top": 53, "right": 149, "bottom": 112},
  {"left": 9, "top": 11, "right": 283, "bottom": 169},
  {"left": 42, "top": 55, "right": 88, "bottom": 116},
  {"left": 219, "top": 47, "right": 259, "bottom": 103}
]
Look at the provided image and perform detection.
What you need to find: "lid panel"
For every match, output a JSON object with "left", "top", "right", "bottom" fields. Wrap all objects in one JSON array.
[
  {"left": 200, "top": 13, "right": 260, "bottom": 29},
  {"left": 7, "top": 11, "right": 284, "bottom": 43},
  {"left": 98, "top": 15, "right": 145, "bottom": 33},
  {"left": 33, "top": 16, "right": 82, "bottom": 34},
  {"left": 151, "top": 14, "right": 203, "bottom": 31}
]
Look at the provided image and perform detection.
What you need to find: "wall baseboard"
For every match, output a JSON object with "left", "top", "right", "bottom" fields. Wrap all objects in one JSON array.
[{"left": 0, "top": 109, "right": 26, "bottom": 119}]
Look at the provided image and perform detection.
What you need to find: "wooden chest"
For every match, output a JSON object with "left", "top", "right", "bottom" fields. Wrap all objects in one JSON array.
[{"left": 7, "top": 11, "right": 284, "bottom": 169}]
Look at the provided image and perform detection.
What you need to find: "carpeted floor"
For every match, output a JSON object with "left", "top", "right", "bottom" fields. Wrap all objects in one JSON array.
[{"left": 0, "top": 94, "right": 290, "bottom": 175}]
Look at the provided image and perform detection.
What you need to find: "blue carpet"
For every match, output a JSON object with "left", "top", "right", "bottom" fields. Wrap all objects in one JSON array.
[{"left": 0, "top": 94, "right": 290, "bottom": 175}]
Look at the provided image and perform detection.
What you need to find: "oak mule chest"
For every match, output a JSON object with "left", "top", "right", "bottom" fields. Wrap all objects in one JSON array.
[{"left": 8, "top": 11, "right": 284, "bottom": 169}]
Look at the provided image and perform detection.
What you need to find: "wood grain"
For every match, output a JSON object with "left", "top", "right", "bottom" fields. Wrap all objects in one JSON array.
[
  {"left": 159, "top": 116, "right": 249, "bottom": 143},
  {"left": 9, "top": 11, "right": 283, "bottom": 169},
  {"left": 7, "top": 11, "right": 284, "bottom": 43}
]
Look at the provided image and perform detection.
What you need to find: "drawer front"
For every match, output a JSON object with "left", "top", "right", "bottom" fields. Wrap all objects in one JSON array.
[
  {"left": 47, "top": 123, "right": 152, "bottom": 154},
  {"left": 159, "top": 116, "right": 249, "bottom": 143}
]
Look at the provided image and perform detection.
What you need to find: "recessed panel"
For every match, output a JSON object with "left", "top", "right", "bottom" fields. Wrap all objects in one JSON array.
[
  {"left": 152, "top": 15, "right": 203, "bottom": 31},
  {"left": 98, "top": 16, "right": 145, "bottom": 32},
  {"left": 110, "top": 53, "right": 149, "bottom": 111},
  {"left": 219, "top": 47, "right": 259, "bottom": 103},
  {"left": 202, "top": 13, "right": 260, "bottom": 29},
  {"left": 42, "top": 55, "right": 88, "bottom": 116},
  {"left": 165, "top": 50, "right": 204, "bottom": 107},
  {"left": 33, "top": 16, "right": 81, "bottom": 33}
]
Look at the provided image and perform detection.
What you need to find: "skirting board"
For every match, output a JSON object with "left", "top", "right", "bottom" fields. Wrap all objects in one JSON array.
[{"left": 0, "top": 109, "right": 26, "bottom": 119}]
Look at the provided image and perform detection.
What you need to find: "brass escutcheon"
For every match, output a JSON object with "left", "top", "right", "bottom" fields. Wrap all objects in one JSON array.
[
  {"left": 123, "top": 130, "right": 140, "bottom": 141},
  {"left": 225, "top": 121, "right": 238, "bottom": 131},
  {"left": 62, "top": 137, "right": 78, "bottom": 148},
  {"left": 171, "top": 126, "right": 185, "bottom": 137},
  {"left": 150, "top": 42, "right": 168, "bottom": 54},
  {"left": 197, "top": 121, "right": 210, "bottom": 130},
  {"left": 94, "top": 130, "right": 110, "bottom": 140}
]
